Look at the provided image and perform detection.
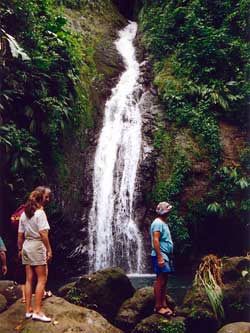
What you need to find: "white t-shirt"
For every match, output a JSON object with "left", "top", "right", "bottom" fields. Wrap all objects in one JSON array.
[{"left": 18, "top": 209, "right": 50, "bottom": 240}]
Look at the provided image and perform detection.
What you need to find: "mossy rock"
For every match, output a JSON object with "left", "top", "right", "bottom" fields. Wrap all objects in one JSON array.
[
  {"left": 0, "top": 280, "right": 22, "bottom": 306},
  {"left": 0, "top": 296, "right": 123, "bottom": 333},
  {"left": 184, "top": 307, "right": 219, "bottom": 333},
  {"left": 132, "top": 315, "right": 186, "bottom": 333},
  {"left": 180, "top": 285, "right": 220, "bottom": 333},
  {"left": 223, "top": 277, "right": 250, "bottom": 323},
  {"left": 115, "top": 286, "right": 176, "bottom": 331},
  {"left": 57, "top": 281, "right": 76, "bottom": 298},
  {"left": 0, "top": 293, "right": 7, "bottom": 313},
  {"left": 65, "top": 267, "right": 135, "bottom": 321}
]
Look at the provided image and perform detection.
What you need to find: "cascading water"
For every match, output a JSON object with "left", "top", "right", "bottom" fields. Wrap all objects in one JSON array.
[{"left": 88, "top": 22, "right": 145, "bottom": 273}]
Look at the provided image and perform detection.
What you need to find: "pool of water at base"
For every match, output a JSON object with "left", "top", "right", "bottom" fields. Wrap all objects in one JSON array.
[
  {"left": 51, "top": 273, "right": 193, "bottom": 306},
  {"left": 127, "top": 273, "right": 193, "bottom": 305}
]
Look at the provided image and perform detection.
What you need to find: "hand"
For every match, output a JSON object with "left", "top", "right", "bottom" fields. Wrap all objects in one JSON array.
[
  {"left": 47, "top": 251, "right": 53, "bottom": 262},
  {"left": 157, "top": 255, "right": 165, "bottom": 268},
  {"left": 2, "top": 265, "right": 7, "bottom": 275}
]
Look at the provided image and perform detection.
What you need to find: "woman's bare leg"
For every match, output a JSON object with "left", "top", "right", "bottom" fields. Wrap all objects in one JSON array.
[
  {"left": 25, "top": 266, "right": 34, "bottom": 313},
  {"left": 33, "top": 265, "right": 47, "bottom": 314},
  {"left": 21, "top": 284, "right": 26, "bottom": 302}
]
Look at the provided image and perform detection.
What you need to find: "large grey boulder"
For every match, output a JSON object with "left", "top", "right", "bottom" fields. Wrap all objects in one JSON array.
[
  {"left": 217, "top": 322, "right": 250, "bottom": 333},
  {"left": 0, "top": 296, "right": 123, "bottom": 333},
  {"left": 0, "top": 280, "right": 22, "bottom": 306},
  {"left": 64, "top": 267, "right": 135, "bottom": 321},
  {"left": 115, "top": 286, "right": 175, "bottom": 331}
]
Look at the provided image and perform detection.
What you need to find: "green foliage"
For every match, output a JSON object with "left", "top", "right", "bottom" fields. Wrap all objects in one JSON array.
[
  {"left": 154, "top": 151, "right": 191, "bottom": 201},
  {"left": 0, "top": 123, "right": 43, "bottom": 175},
  {"left": 0, "top": 123, "right": 45, "bottom": 202},
  {"left": 56, "top": 0, "right": 106, "bottom": 10},
  {"left": 0, "top": 0, "right": 96, "bottom": 203},
  {"left": 240, "top": 145, "right": 250, "bottom": 172},
  {"left": 139, "top": 0, "right": 249, "bottom": 169},
  {"left": 159, "top": 320, "right": 186, "bottom": 333},
  {"left": 196, "top": 269, "right": 224, "bottom": 320},
  {"left": 207, "top": 166, "right": 250, "bottom": 218},
  {"left": 66, "top": 287, "right": 83, "bottom": 305},
  {"left": 153, "top": 131, "right": 191, "bottom": 253}
]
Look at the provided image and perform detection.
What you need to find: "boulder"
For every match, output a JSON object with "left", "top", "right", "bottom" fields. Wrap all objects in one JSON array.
[
  {"left": 0, "top": 296, "right": 123, "bottom": 333},
  {"left": 178, "top": 256, "right": 250, "bottom": 332},
  {"left": 217, "top": 322, "right": 250, "bottom": 333},
  {"left": 115, "top": 286, "right": 175, "bottom": 331},
  {"left": 179, "top": 285, "right": 220, "bottom": 333},
  {"left": 64, "top": 267, "right": 135, "bottom": 321},
  {"left": 131, "top": 314, "right": 185, "bottom": 333},
  {"left": 57, "top": 281, "right": 76, "bottom": 298},
  {"left": 0, "top": 293, "right": 7, "bottom": 313},
  {"left": 0, "top": 280, "right": 22, "bottom": 306},
  {"left": 222, "top": 256, "right": 250, "bottom": 284},
  {"left": 223, "top": 278, "right": 250, "bottom": 323},
  {"left": 221, "top": 256, "right": 250, "bottom": 323}
]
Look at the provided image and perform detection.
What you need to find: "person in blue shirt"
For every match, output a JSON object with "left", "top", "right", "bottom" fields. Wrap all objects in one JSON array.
[
  {"left": 0, "top": 236, "right": 7, "bottom": 276},
  {"left": 150, "top": 202, "right": 174, "bottom": 317}
]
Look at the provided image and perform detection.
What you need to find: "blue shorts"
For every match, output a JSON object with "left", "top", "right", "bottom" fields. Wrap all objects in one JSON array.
[{"left": 152, "top": 255, "right": 174, "bottom": 275}]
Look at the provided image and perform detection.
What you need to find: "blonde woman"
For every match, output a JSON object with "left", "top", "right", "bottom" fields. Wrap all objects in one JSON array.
[{"left": 18, "top": 190, "right": 52, "bottom": 322}]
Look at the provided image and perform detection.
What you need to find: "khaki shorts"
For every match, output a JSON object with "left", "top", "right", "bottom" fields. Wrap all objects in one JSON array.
[{"left": 22, "top": 239, "right": 47, "bottom": 266}]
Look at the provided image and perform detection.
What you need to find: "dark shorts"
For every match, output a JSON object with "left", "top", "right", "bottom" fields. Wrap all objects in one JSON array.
[{"left": 152, "top": 255, "right": 174, "bottom": 275}]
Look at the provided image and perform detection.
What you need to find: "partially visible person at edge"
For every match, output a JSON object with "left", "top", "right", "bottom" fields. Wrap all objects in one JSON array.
[
  {"left": 0, "top": 236, "right": 7, "bottom": 277},
  {"left": 150, "top": 201, "right": 174, "bottom": 318},
  {"left": 18, "top": 190, "right": 52, "bottom": 322}
]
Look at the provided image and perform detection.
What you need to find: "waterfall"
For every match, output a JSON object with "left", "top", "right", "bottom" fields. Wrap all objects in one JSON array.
[
  {"left": 88, "top": 22, "right": 145, "bottom": 273},
  {"left": 1, "top": 29, "right": 30, "bottom": 61}
]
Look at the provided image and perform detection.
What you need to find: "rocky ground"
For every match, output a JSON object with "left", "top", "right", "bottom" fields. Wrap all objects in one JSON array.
[{"left": 1, "top": 256, "right": 249, "bottom": 333}]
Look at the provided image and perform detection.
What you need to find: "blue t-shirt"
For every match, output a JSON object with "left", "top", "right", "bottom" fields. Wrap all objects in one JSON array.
[
  {"left": 0, "top": 237, "right": 7, "bottom": 252},
  {"left": 150, "top": 218, "right": 173, "bottom": 261}
]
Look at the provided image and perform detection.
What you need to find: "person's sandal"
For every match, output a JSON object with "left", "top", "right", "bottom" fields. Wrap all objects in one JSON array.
[
  {"left": 42, "top": 290, "right": 53, "bottom": 300},
  {"left": 155, "top": 307, "right": 173, "bottom": 318}
]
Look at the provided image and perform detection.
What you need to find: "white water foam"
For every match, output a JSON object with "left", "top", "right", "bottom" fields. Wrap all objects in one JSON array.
[{"left": 87, "top": 22, "right": 145, "bottom": 273}]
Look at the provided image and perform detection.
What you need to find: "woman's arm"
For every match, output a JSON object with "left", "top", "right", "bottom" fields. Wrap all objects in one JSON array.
[
  {"left": 39, "top": 230, "right": 52, "bottom": 262},
  {"left": 153, "top": 231, "right": 165, "bottom": 267}
]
